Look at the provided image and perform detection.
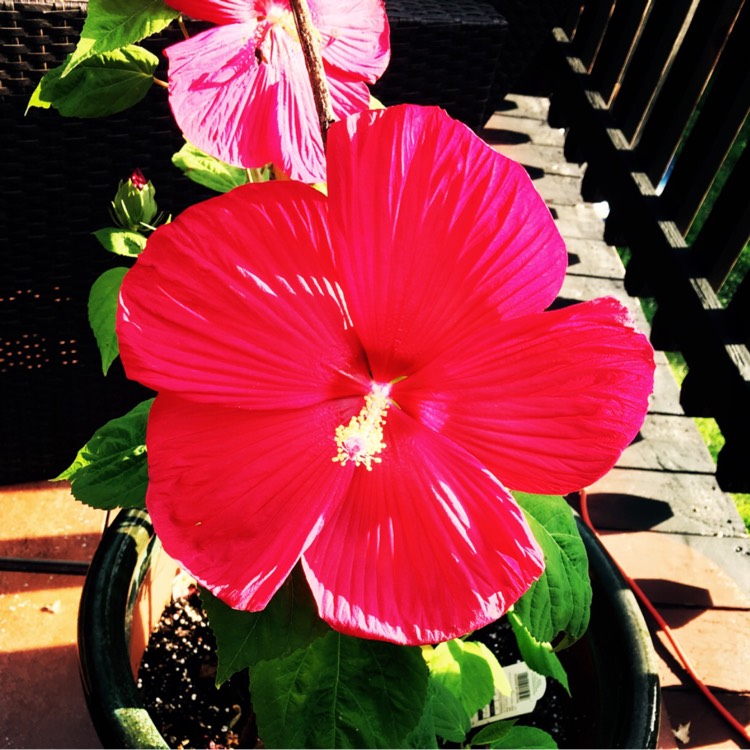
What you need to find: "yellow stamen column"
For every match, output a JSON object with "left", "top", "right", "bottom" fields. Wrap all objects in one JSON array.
[{"left": 333, "top": 385, "right": 391, "bottom": 471}]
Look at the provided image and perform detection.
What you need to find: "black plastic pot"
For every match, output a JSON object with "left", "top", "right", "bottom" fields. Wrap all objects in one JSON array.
[{"left": 78, "top": 508, "right": 660, "bottom": 749}]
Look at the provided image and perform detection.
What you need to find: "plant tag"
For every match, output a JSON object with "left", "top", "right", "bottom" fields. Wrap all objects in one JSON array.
[{"left": 471, "top": 662, "right": 547, "bottom": 726}]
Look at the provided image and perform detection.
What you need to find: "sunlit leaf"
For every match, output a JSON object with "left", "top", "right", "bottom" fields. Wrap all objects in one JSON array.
[
  {"left": 94, "top": 227, "right": 147, "bottom": 257},
  {"left": 61, "top": 0, "right": 178, "bottom": 74},
  {"left": 30, "top": 46, "right": 158, "bottom": 117},
  {"left": 172, "top": 141, "right": 251, "bottom": 193},
  {"left": 507, "top": 612, "right": 569, "bottom": 694},
  {"left": 513, "top": 493, "right": 591, "bottom": 646},
  {"left": 425, "top": 639, "right": 510, "bottom": 718},
  {"left": 88, "top": 266, "right": 128, "bottom": 374},
  {"left": 55, "top": 399, "right": 152, "bottom": 509}
]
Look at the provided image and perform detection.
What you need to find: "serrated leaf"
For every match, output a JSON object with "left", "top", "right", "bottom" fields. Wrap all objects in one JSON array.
[
  {"left": 507, "top": 612, "right": 569, "bottom": 694},
  {"left": 513, "top": 493, "right": 592, "bottom": 646},
  {"left": 483, "top": 724, "right": 557, "bottom": 749},
  {"left": 55, "top": 399, "right": 152, "bottom": 509},
  {"left": 428, "top": 679, "right": 471, "bottom": 743},
  {"left": 94, "top": 227, "right": 148, "bottom": 256},
  {"left": 61, "top": 0, "right": 178, "bottom": 75},
  {"left": 425, "top": 639, "right": 510, "bottom": 718},
  {"left": 250, "top": 631, "right": 429, "bottom": 748},
  {"left": 172, "top": 141, "right": 251, "bottom": 193},
  {"left": 26, "top": 84, "right": 52, "bottom": 111},
  {"left": 470, "top": 719, "right": 515, "bottom": 746},
  {"left": 30, "top": 46, "right": 159, "bottom": 117},
  {"left": 89, "top": 266, "right": 128, "bottom": 374},
  {"left": 199, "top": 566, "right": 330, "bottom": 685}
]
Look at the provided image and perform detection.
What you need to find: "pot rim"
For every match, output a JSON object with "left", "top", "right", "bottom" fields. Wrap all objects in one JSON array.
[{"left": 78, "top": 507, "right": 660, "bottom": 749}]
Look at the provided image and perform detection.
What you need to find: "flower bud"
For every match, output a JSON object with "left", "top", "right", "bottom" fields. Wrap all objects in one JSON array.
[{"left": 112, "top": 169, "right": 158, "bottom": 231}]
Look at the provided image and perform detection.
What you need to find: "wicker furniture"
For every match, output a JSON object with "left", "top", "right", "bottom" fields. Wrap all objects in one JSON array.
[{"left": 372, "top": 0, "right": 507, "bottom": 132}]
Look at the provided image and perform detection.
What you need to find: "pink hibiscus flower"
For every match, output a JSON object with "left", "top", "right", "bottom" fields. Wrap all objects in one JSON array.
[
  {"left": 163, "top": 0, "right": 390, "bottom": 183},
  {"left": 117, "top": 105, "right": 655, "bottom": 645}
]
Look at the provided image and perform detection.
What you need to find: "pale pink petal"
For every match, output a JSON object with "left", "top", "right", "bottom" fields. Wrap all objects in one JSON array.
[
  {"left": 146, "top": 393, "right": 355, "bottom": 610},
  {"left": 117, "top": 182, "right": 370, "bottom": 409},
  {"left": 164, "top": 0, "right": 254, "bottom": 24},
  {"left": 324, "top": 71, "right": 371, "bottom": 121},
  {"left": 313, "top": 0, "right": 391, "bottom": 82},
  {"left": 166, "top": 23, "right": 331, "bottom": 181},
  {"left": 396, "top": 297, "right": 655, "bottom": 495},
  {"left": 270, "top": 27, "right": 329, "bottom": 182},
  {"left": 302, "top": 408, "right": 545, "bottom": 645},
  {"left": 326, "top": 105, "right": 567, "bottom": 382}
]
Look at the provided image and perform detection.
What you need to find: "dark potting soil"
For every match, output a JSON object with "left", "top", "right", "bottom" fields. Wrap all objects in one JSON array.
[
  {"left": 137, "top": 586, "right": 258, "bottom": 749},
  {"left": 138, "top": 588, "right": 594, "bottom": 749}
]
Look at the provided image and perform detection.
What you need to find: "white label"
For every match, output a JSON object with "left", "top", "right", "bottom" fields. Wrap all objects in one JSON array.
[{"left": 471, "top": 662, "right": 547, "bottom": 726}]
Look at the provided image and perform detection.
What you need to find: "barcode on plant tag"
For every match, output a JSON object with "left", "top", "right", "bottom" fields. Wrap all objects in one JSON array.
[
  {"left": 515, "top": 669, "right": 531, "bottom": 701},
  {"left": 471, "top": 662, "right": 547, "bottom": 727}
]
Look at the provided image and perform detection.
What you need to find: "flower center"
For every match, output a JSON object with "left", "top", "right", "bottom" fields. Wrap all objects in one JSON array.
[
  {"left": 333, "top": 384, "right": 391, "bottom": 471},
  {"left": 255, "top": 4, "right": 300, "bottom": 57}
]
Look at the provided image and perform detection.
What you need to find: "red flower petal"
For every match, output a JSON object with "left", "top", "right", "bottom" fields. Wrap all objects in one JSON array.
[
  {"left": 146, "top": 393, "right": 355, "bottom": 610},
  {"left": 326, "top": 105, "right": 567, "bottom": 382},
  {"left": 164, "top": 0, "right": 253, "bottom": 24},
  {"left": 302, "top": 408, "right": 544, "bottom": 645},
  {"left": 397, "top": 297, "right": 655, "bottom": 495},
  {"left": 117, "top": 183, "right": 369, "bottom": 409}
]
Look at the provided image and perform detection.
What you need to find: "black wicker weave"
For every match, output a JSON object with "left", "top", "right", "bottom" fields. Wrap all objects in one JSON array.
[
  {"left": 372, "top": 0, "right": 507, "bottom": 132},
  {"left": 0, "top": 0, "right": 506, "bottom": 485}
]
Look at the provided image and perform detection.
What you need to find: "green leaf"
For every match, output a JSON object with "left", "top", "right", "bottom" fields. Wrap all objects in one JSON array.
[
  {"left": 199, "top": 566, "right": 330, "bottom": 685},
  {"left": 482, "top": 724, "right": 558, "bottom": 749},
  {"left": 507, "top": 612, "right": 569, "bottom": 694},
  {"left": 93, "top": 227, "right": 147, "bottom": 257},
  {"left": 88, "top": 266, "right": 128, "bottom": 374},
  {"left": 470, "top": 719, "right": 515, "bottom": 746},
  {"left": 61, "top": 0, "right": 178, "bottom": 75},
  {"left": 172, "top": 141, "right": 250, "bottom": 193},
  {"left": 425, "top": 639, "right": 510, "bottom": 718},
  {"left": 427, "top": 679, "right": 471, "bottom": 743},
  {"left": 29, "top": 46, "right": 159, "bottom": 117},
  {"left": 250, "top": 631, "right": 429, "bottom": 748},
  {"left": 55, "top": 399, "right": 152, "bottom": 509},
  {"left": 513, "top": 493, "right": 592, "bottom": 646}
]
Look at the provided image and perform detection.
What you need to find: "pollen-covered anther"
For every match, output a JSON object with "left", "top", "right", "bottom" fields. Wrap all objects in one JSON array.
[{"left": 333, "top": 387, "right": 391, "bottom": 471}]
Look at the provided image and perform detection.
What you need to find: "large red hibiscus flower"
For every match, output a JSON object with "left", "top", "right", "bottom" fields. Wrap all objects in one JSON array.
[
  {"left": 163, "top": 0, "right": 390, "bottom": 183},
  {"left": 117, "top": 105, "right": 654, "bottom": 645}
]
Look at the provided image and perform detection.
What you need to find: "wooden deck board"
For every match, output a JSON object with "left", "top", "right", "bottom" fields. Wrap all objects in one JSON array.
[{"left": 488, "top": 94, "right": 750, "bottom": 749}]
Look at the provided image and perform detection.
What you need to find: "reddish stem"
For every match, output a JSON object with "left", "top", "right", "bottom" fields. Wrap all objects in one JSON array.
[{"left": 288, "top": 0, "right": 335, "bottom": 146}]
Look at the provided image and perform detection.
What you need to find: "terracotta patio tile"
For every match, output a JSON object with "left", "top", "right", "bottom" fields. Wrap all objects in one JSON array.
[
  {"left": 651, "top": 607, "right": 750, "bottom": 693},
  {"left": 0, "top": 481, "right": 106, "bottom": 562},
  {"left": 0, "top": 571, "right": 101, "bottom": 749},
  {"left": 597, "top": 531, "right": 750, "bottom": 609},
  {"left": 661, "top": 688, "right": 750, "bottom": 749}
]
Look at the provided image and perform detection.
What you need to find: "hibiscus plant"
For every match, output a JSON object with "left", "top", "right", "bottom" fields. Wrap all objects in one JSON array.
[{"left": 37, "top": 0, "right": 655, "bottom": 748}]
